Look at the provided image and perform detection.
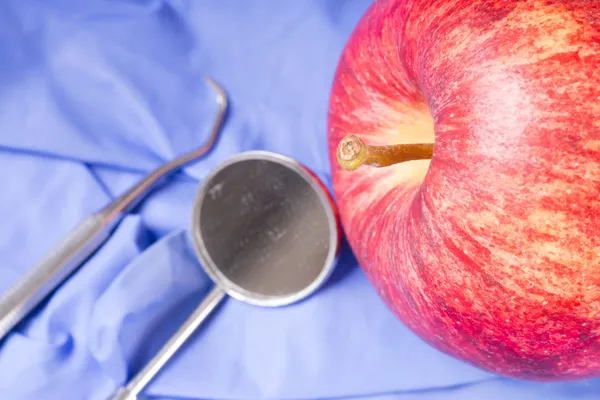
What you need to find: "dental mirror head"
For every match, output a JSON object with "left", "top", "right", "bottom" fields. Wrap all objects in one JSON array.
[
  {"left": 109, "top": 150, "right": 342, "bottom": 400},
  {"left": 191, "top": 150, "right": 340, "bottom": 307}
]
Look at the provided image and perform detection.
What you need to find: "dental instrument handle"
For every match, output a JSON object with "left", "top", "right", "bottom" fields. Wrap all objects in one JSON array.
[
  {"left": 0, "top": 155, "right": 198, "bottom": 341},
  {"left": 0, "top": 77, "right": 228, "bottom": 341},
  {"left": 0, "top": 213, "right": 116, "bottom": 339},
  {"left": 109, "top": 286, "right": 227, "bottom": 400}
]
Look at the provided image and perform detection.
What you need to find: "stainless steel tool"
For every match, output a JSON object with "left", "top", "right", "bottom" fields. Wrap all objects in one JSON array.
[
  {"left": 110, "top": 150, "right": 340, "bottom": 400},
  {"left": 0, "top": 78, "right": 228, "bottom": 340}
]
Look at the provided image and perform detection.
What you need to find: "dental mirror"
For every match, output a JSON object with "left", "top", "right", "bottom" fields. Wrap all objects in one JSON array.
[{"left": 111, "top": 150, "right": 340, "bottom": 400}]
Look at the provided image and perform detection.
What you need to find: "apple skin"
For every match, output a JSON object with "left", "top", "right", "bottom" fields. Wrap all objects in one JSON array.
[{"left": 327, "top": 0, "right": 600, "bottom": 380}]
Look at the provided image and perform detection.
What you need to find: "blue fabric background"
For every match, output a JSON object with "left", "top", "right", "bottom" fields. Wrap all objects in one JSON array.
[{"left": 0, "top": 1, "right": 598, "bottom": 399}]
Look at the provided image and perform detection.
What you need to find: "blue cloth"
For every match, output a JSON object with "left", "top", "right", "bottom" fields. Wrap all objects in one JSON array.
[{"left": 0, "top": 1, "right": 598, "bottom": 399}]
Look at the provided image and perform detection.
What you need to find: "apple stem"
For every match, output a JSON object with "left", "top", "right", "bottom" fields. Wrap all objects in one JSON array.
[{"left": 336, "top": 135, "right": 434, "bottom": 171}]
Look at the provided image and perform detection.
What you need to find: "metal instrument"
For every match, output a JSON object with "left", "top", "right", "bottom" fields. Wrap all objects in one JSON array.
[
  {"left": 0, "top": 78, "right": 228, "bottom": 340},
  {"left": 110, "top": 150, "right": 340, "bottom": 400}
]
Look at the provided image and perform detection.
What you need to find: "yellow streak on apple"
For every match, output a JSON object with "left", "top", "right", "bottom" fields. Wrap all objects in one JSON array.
[{"left": 431, "top": 0, "right": 595, "bottom": 74}]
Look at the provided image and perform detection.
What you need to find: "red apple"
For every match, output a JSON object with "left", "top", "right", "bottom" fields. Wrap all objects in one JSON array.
[{"left": 327, "top": 0, "right": 600, "bottom": 380}]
